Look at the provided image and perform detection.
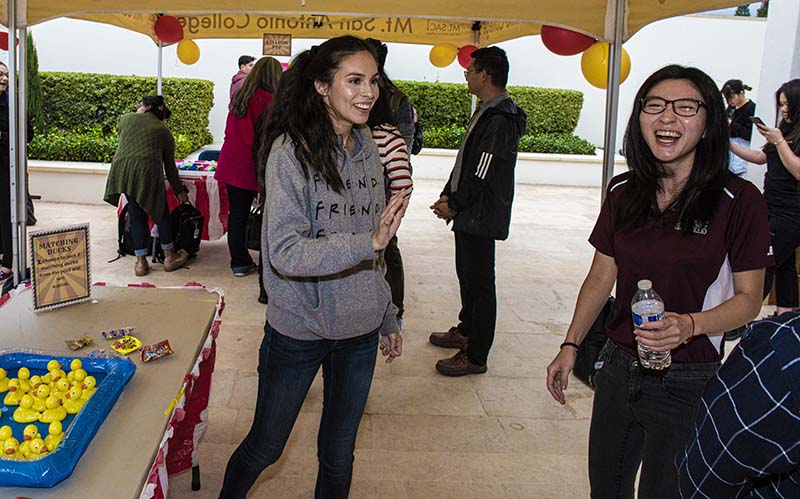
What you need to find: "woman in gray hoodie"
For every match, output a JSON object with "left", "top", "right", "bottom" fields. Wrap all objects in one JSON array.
[{"left": 218, "top": 36, "right": 409, "bottom": 499}]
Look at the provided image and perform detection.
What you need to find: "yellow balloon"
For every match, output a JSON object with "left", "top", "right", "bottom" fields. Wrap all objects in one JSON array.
[
  {"left": 177, "top": 39, "right": 200, "bottom": 65},
  {"left": 429, "top": 43, "right": 458, "bottom": 68},
  {"left": 580, "top": 42, "right": 631, "bottom": 89}
]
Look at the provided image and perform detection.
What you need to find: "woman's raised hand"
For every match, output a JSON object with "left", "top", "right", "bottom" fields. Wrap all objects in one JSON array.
[{"left": 372, "top": 189, "right": 409, "bottom": 251}]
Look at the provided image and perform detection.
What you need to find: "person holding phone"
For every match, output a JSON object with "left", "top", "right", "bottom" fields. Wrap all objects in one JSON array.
[
  {"left": 721, "top": 80, "right": 756, "bottom": 177},
  {"left": 730, "top": 79, "right": 800, "bottom": 316}
]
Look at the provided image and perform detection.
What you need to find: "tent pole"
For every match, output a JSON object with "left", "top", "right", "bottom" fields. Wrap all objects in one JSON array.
[
  {"left": 16, "top": 26, "right": 28, "bottom": 284},
  {"left": 157, "top": 41, "right": 163, "bottom": 95},
  {"left": 600, "top": 0, "right": 626, "bottom": 201},
  {"left": 470, "top": 22, "right": 480, "bottom": 114},
  {"left": 7, "top": 0, "right": 20, "bottom": 284}
]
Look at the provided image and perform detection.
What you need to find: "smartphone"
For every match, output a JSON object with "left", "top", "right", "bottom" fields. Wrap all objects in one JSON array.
[{"left": 750, "top": 116, "right": 766, "bottom": 126}]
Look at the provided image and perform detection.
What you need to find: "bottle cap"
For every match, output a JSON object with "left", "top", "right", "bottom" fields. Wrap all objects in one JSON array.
[{"left": 637, "top": 279, "right": 652, "bottom": 290}]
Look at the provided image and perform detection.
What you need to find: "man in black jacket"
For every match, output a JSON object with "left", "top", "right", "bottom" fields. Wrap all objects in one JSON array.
[{"left": 430, "top": 47, "right": 527, "bottom": 376}]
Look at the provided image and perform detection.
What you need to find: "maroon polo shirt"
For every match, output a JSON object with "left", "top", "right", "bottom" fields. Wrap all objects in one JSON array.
[{"left": 590, "top": 172, "right": 774, "bottom": 363}]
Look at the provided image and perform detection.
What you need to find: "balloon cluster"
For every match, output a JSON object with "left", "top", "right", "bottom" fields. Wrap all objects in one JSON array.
[
  {"left": 540, "top": 25, "right": 631, "bottom": 89},
  {"left": 429, "top": 44, "right": 478, "bottom": 69},
  {"left": 153, "top": 15, "right": 201, "bottom": 65}
]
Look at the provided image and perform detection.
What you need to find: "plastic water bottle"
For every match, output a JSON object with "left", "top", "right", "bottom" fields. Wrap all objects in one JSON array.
[{"left": 631, "top": 279, "right": 671, "bottom": 370}]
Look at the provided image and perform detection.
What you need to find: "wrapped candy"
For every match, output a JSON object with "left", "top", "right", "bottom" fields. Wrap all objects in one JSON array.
[
  {"left": 110, "top": 336, "right": 143, "bottom": 356},
  {"left": 65, "top": 336, "right": 93, "bottom": 351},
  {"left": 140, "top": 340, "right": 174, "bottom": 363}
]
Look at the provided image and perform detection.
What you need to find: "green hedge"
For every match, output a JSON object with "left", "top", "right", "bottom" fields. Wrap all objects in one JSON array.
[
  {"left": 424, "top": 124, "right": 595, "bottom": 155},
  {"left": 30, "top": 72, "right": 213, "bottom": 162},
  {"left": 29, "top": 126, "right": 196, "bottom": 163},
  {"left": 395, "top": 80, "right": 584, "bottom": 136}
]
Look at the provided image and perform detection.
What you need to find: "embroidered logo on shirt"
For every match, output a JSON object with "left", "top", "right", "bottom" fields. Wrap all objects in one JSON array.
[{"left": 674, "top": 220, "right": 709, "bottom": 235}]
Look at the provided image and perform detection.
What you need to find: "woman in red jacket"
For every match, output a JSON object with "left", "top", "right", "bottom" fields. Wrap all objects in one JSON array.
[{"left": 215, "top": 57, "right": 282, "bottom": 280}]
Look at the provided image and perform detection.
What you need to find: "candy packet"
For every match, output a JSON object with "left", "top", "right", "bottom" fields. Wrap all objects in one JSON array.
[
  {"left": 65, "top": 335, "right": 94, "bottom": 351},
  {"left": 140, "top": 339, "right": 174, "bottom": 363},
  {"left": 111, "top": 336, "right": 143, "bottom": 355}
]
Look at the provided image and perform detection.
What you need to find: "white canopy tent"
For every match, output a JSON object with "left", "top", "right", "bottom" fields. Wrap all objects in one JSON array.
[{"left": 3, "top": 0, "right": 745, "bottom": 283}]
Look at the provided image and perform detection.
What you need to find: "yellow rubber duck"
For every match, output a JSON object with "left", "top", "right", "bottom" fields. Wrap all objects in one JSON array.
[
  {"left": 51, "top": 378, "right": 70, "bottom": 402},
  {"left": 39, "top": 395, "right": 67, "bottom": 423},
  {"left": 17, "top": 367, "right": 32, "bottom": 393},
  {"left": 3, "top": 379, "right": 23, "bottom": 406},
  {"left": 26, "top": 438, "right": 48, "bottom": 460},
  {"left": 3, "top": 437, "right": 23, "bottom": 459},
  {"left": 13, "top": 395, "right": 41, "bottom": 423},
  {"left": 66, "top": 359, "right": 88, "bottom": 384},
  {"left": 32, "top": 384, "right": 50, "bottom": 412},
  {"left": 0, "top": 368, "right": 9, "bottom": 393},
  {"left": 45, "top": 420, "right": 64, "bottom": 452},
  {"left": 0, "top": 425, "right": 12, "bottom": 442},
  {"left": 63, "top": 386, "right": 85, "bottom": 414},
  {"left": 81, "top": 375, "right": 97, "bottom": 400},
  {"left": 47, "top": 367, "right": 67, "bottom": 386},
  {"left": 19, "top": 424, "right": 41, "bottom": 457},
  {"left": 29, "top": 375, "right": 43, "bottom": 391}
]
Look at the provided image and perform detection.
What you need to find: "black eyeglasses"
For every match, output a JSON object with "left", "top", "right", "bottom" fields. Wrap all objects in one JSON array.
[
  {"left": 640, "top": 97, "right": 706, "bottom": 117},
  {"left": 463, "top": 69, "right": 481, "bottom": 78}
]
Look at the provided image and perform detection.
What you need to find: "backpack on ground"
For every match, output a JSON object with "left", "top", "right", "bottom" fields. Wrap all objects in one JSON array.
[
  {"left": 114, "top": 204, "right": 164, "bottom": 263},
  {"left": 390, "top": 90, "right": 424, "bottom": 155},
  {"left": 171, "top": 202, "right": 204, "bottom": 258}
]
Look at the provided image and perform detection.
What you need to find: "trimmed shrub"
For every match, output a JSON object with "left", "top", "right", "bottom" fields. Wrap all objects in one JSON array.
[
  {"left": 32, "top": 72, "right": 213, "bottom": 162},
  {"left": 519, "top": 133, "right": 596, "bottom": 155},
  {"left": 394, "top": 80, "right": 584, "bottom": 136},
  {"left": 423, "top": 126, "right": 596, "bottom": 155},
  {"left": 29, "top": 126, "right": 197, "bottom": 163}
]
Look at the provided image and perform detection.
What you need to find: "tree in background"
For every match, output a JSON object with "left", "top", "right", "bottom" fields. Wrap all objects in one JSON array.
[
  {"left": 757, "top": 0, "right": 769, "bottom": 17},
  {"left": 735, "top": 5, "right": 751, "bottom": 16},
  {"left": 26, "top": 32, "right": 44, "bottom": 131}
]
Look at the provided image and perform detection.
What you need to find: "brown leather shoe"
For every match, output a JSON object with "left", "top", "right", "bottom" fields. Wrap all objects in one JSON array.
[
  {"left": 134, "top": 259, "right": 150, "bottom": 277},
  {"left": 435, "top": 348, "right": 487, "bottom": 377},
  {"left": 164, "top": 249, "right": 189, "bottom": 272},
  {"left": 429, "top": 326, "right": 469, "bottom": 348}
]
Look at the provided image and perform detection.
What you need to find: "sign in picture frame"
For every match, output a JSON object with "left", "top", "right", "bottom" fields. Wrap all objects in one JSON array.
[
  {"left": 29, "top": 223, "right": 92, "bottom": 311},
  {"left": 262, "top": 33, "right": 291, "bottom": 56}
]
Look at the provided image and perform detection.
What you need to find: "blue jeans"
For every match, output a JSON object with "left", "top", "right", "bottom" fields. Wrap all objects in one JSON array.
[
  {"left": 218, "top": 323, "right": 379, "bottom": 499},
  {"left": 588, "top": 341, "right": 718, "bottom": 499},
  {"left": 125, "top": 195, "right": 174, "bottom": 256}
]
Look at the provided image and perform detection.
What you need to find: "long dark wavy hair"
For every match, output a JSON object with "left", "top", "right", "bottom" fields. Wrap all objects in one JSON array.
[
  {"left": 616, "top": 65, "right": 729, "bottom": 233},
  {"left": 776, "top": 79, "right": 800, "bottom": 154},
  {"left": 255, "top": 36, "right": 377, "bottom": 193},
  {"left": 230, "top": 57, "right": 282, "bottom": 117}
]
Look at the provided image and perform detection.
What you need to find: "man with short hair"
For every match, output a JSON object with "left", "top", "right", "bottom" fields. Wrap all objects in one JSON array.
[
  {"left": 677, "top": 312, "right": 800, "bottom": 497},
  {"left": 430, "top": 46, "right": 527, "bottom": 376},
  {"left": 229, "top": 55, "right": 255, "bottom": 104}
]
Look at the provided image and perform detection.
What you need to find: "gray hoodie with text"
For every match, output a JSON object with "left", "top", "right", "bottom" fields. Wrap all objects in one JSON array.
[{"left": 262, "top": 127, "right": 399, "bottom": 341}]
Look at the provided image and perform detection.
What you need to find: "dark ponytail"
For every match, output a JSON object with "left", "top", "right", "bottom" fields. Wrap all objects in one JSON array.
[{"left": 255, "top": 36, "right": 377, "bottom": 193}]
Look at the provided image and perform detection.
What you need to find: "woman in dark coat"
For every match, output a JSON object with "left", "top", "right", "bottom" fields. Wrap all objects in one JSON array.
[{"left": 104, "top": 95, "right": 189, "bottom": 276}]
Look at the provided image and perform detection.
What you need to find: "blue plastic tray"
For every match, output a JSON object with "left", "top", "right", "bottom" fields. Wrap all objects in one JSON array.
[{"left": 0, "top": 351, "right": 136, "bottom": 488}]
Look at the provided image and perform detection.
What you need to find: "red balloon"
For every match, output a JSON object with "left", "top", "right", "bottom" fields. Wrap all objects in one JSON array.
[
  {"left": 457, "top": 45, "right": 478, "bottom": 69},
  {"left": 541, "top": 25, "right": 595, "bottom": 56},
  {"left": 0, "top": 32, "right": 19, "bottom": 51},
  {"left": 154, "top": 15, "right": 184, "bottom": 44}
]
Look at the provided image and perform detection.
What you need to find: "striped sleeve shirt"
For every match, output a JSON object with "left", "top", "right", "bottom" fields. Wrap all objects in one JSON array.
[
  {"left": 372, "top": 125, "right": 413, "bottom": 197},
  {"left": 677, "top": 312, "right": 800, "bottom": 498}
]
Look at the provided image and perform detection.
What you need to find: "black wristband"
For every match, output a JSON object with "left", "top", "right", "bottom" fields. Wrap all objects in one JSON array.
[{"left": 560, "top": 341, "right": 580, "bottom": 350}]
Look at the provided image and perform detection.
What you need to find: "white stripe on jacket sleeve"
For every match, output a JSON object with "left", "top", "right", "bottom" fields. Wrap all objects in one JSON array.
[{"left": 475, "top": 152, "right": 493, "bottom": 179}]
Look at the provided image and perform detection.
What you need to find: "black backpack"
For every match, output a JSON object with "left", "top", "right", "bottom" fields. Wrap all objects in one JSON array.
[
  {"left": 573, "top": 296, "right": 615, "bottom": 390},
  {"left": 171, "top": 202, "right": 204, "bottom": 258},
  {"left": 115, "top": 203, "right": 164, "bottom": 262},
  {"left": 390, "top": 91, "right": 424, "bottom": 155}
]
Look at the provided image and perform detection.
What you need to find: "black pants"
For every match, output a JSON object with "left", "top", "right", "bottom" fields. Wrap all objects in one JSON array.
[
  {"left": 0, "top": 159, "right": 12, "bottom": 269},
  {"left": 384, "top": 235, "right": 404, "bottom": 318},
  {"left": 588, "top": 341, "right": 718, "bottom": 498},
  {"left": 764, "top": 216, "right": 800, "bottom": 308},
  {"left": 455, "top": 231, "right": 496, "bottom": 366},
  {"left": 226, "top": 184, "right": 257, "bottom": 272}
]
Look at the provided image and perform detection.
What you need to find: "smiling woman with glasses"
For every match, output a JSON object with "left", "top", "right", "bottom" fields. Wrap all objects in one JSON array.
[
  {"left": 547, "top": 64, "right": 773, "bottom": 497},
  {"left": 640, "top": 96, "right": 706, "bottom": 116}
]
